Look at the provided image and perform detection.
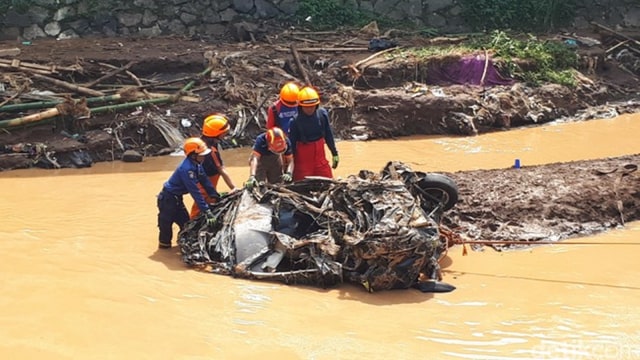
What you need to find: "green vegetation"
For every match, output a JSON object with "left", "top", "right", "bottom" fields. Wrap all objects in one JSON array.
[
  {"left": 459, "top": 0, "right": 577, "bottom": 32},
  {"left": 395, "top": 31, "right": 578, "bottom": 87},
  {"left": 472, "top": 31, "right": 579, "bottom": 86}
]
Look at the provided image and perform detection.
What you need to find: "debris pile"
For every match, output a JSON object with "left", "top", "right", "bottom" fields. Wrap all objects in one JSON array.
[{"left": 179, "top": 161, "right": 459, "bottom": 293}]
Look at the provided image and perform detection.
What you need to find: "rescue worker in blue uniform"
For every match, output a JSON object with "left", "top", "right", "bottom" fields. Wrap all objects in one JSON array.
[
  {"left": 245, "top": 127, "right": 294, "bottom": 188},
  {"left": 289, "top": 86, "right": 339, "bottom": 181},
  {"left": 266, "top": 82, "right": 299, "bottom": 135},
  {"left": 157, "top": 137, "right": 220, "bottom": 249},
  {"left": 189, "top": 113, "right": 238, "bottom": 219}
]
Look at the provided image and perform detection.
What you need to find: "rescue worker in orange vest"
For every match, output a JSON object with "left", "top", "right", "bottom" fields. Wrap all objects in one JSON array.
[
  {"left": 157, "top": 137, "right": 219, "bottom": 249},
  {"left": 266, "top": 82, "right": 299, "bottom": 136},
  {"left": 189, "top": 113, "right": 238, "bottom": 219},
  {"left": 288, "top": 86, "right": 339, "bottom": 181},
  {"left": 245, "top": 127, "right": 294, "bottom": 189}
]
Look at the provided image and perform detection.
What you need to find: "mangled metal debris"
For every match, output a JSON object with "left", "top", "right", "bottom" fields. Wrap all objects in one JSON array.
[{"left": 179, "top": 161, "right": 458, "bottom": 293}]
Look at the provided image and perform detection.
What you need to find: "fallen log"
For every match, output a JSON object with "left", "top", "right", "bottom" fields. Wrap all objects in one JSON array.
[{"left": 290, "top": 44, "right": 312, "bottom": 86}]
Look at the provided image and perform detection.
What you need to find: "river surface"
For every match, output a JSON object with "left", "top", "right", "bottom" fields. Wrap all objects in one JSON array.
[{"left": 1, "top": 114, "right": 640, "bottom": 360}]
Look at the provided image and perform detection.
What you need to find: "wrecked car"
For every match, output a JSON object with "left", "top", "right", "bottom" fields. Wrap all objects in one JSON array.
[{"left": 178, "top": 161, "right": 459, "bottom": 293}]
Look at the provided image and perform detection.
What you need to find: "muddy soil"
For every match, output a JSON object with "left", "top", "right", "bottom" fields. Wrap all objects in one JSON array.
[
  {"left": 443, "top": 155, "right": 639, "bottom": 247},
  {"left": 1, "top": 28, "right": 639, "bottom": 243}
]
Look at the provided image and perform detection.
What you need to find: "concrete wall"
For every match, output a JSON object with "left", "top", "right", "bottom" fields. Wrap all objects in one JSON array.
[{"left": 1, "top": 0, "right": 639, "bottom": 41}]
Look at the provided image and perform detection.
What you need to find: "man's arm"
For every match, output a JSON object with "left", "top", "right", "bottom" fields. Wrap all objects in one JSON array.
[{"left": 266, "top": 105, "right": 277, "bottom": 129}]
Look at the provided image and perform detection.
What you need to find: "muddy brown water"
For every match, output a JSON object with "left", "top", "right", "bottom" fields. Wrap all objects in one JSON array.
[{"left": 1, "top": 114, "right": 640, "bottom": 359}]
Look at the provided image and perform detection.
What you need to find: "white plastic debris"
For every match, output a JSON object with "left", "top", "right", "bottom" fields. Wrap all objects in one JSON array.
[{"left": 180, "top": 118, "right": 192, "bottom": 128}]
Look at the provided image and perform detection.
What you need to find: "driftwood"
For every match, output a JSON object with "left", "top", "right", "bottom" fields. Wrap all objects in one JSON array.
[
  {"left": 606, "top": 40, "right": 629, "bottom": 54},
  {"left": 354, "top": 46, "right": 398, "bottom": 69},
  {"left": 98, "top": 62, "right": 151, "bottom": 98},
  {"left": 289, "top": 31, "right": 338, "bottom": 35},
  {"left": 277, "top": 46, "right": 369, "bottom": 52},
  {"left": 480, "top": 49, "right": 490, "bottom": 86},
  {"left": 0, "top": 62, "right": 54, "bottom": 75},
  {"left": 0, "top": 48, "right": 21, "bottom": 57},
  {"left": 0, "top": 86, "right": 27, "bottom": 108},
  {"left": 289, "top": 45, "right": 312, "bottom": 86},
  {"left": 288, "top": 36, "right": 319, "bottom": 43},
  {"left": 592, "top": 22, "right": 640, "bottom": 47},
  {"left": 84, "top": 61, "right": 136, "bottom": 88},
  {"left": 29, "top": 73, "right": 104, "bottom": 97}
]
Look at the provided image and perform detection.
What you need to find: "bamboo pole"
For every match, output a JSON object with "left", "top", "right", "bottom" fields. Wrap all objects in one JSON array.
[
  {"left": 0, "top": 93, "right": 132, "bottom": 112},
  {"left": 0, "top": 62, "right": 53, "bottom": 75},
  {"left": 0, "top": 107, "right": 60, "bottom": 128},
  {"left": 180, "top": 65, "right": 214, "bottom": 93},
  {"left": 0, "top": 66, "right": 214, "bottom": 129},
  {"left": 0, "top": 58, "right": 81, "bottom": 72},
  {"left": 89, "top": 97, "right": 172, "bottom": 114}
]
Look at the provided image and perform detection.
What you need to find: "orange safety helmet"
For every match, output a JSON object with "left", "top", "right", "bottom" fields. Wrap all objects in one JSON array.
[
  {"left": 183, "top": 137, "right": 211, "bottom": 156},
  {"left": 202, "top": 113, "right": 230, "bottom": 138},
  {"left": 279, "top": 82, "right": 300, "bottom": 106},
  {"left": 265, "top": 127, "right": 287, "bottom": 154},
  {"left": 297, "top": 86, "right": 320, "bottom": 107}
]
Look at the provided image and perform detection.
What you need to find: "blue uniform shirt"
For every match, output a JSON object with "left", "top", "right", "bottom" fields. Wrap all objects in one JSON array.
[
  {"left": 163, "top": 157, "right": 219, "bottom": 213},
  {"left": 289, "top": 107, "right": 337, "bottom": 156},
  {"left": 252, "top": 133, "right": 293, "bottom": 157},
  {"left": 268, "top": 101, "right": 298, "bottom": 135}
]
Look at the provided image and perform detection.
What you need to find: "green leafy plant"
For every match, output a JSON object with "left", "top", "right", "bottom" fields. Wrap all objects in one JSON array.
[
  {"left": 459, "top": 0, "right": 577, "bottom": 32},
  {"left": 473, "top": 31, "right": 578, "bottom": 86}
]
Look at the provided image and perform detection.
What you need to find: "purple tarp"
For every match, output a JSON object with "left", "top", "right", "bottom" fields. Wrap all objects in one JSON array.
[{"left": 426, "top": 55, "right": 514, "bottom": 86}]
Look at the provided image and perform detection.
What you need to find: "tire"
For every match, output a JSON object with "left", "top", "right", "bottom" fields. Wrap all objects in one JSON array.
[{"left": 415, "top": 173, "right": 459, "bottom": 211}]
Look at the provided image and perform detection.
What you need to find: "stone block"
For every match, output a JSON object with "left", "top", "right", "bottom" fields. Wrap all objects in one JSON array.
[{"left": 122, "top": 150, "right": 144, "bottom": 163}]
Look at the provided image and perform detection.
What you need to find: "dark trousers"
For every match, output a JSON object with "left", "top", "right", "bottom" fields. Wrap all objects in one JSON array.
[
  {"left": 157, "top": 190, "right": 189, "bottom": 244},
  {"left": 255, "top": 153, "right": 283, "bottom": 184}
]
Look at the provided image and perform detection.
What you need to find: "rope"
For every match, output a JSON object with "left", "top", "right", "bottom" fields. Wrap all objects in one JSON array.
[{"left": 451, "top": 240, "right": 640, "bottom": 246}]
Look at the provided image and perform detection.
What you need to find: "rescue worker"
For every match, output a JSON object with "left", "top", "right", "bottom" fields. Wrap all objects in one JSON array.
[
  {"left": 266, "top": 82, "right": 300, "bottom": 135},
  {"left": 157, "top": 137, "right": 219, "bottom": 249},
  {"left": 245, "top": 127, "right": 294, "bottom": 189},
  {"left": 189, "top": 113, "right": 239, "bottom": 219},
  {"left": 288, "top": 86, "right": 339, "bottom": 181}
]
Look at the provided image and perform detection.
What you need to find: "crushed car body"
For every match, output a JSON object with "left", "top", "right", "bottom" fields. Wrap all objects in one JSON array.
[{"left": 178, "top": 161, "right": 459, "bottom": 293}]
